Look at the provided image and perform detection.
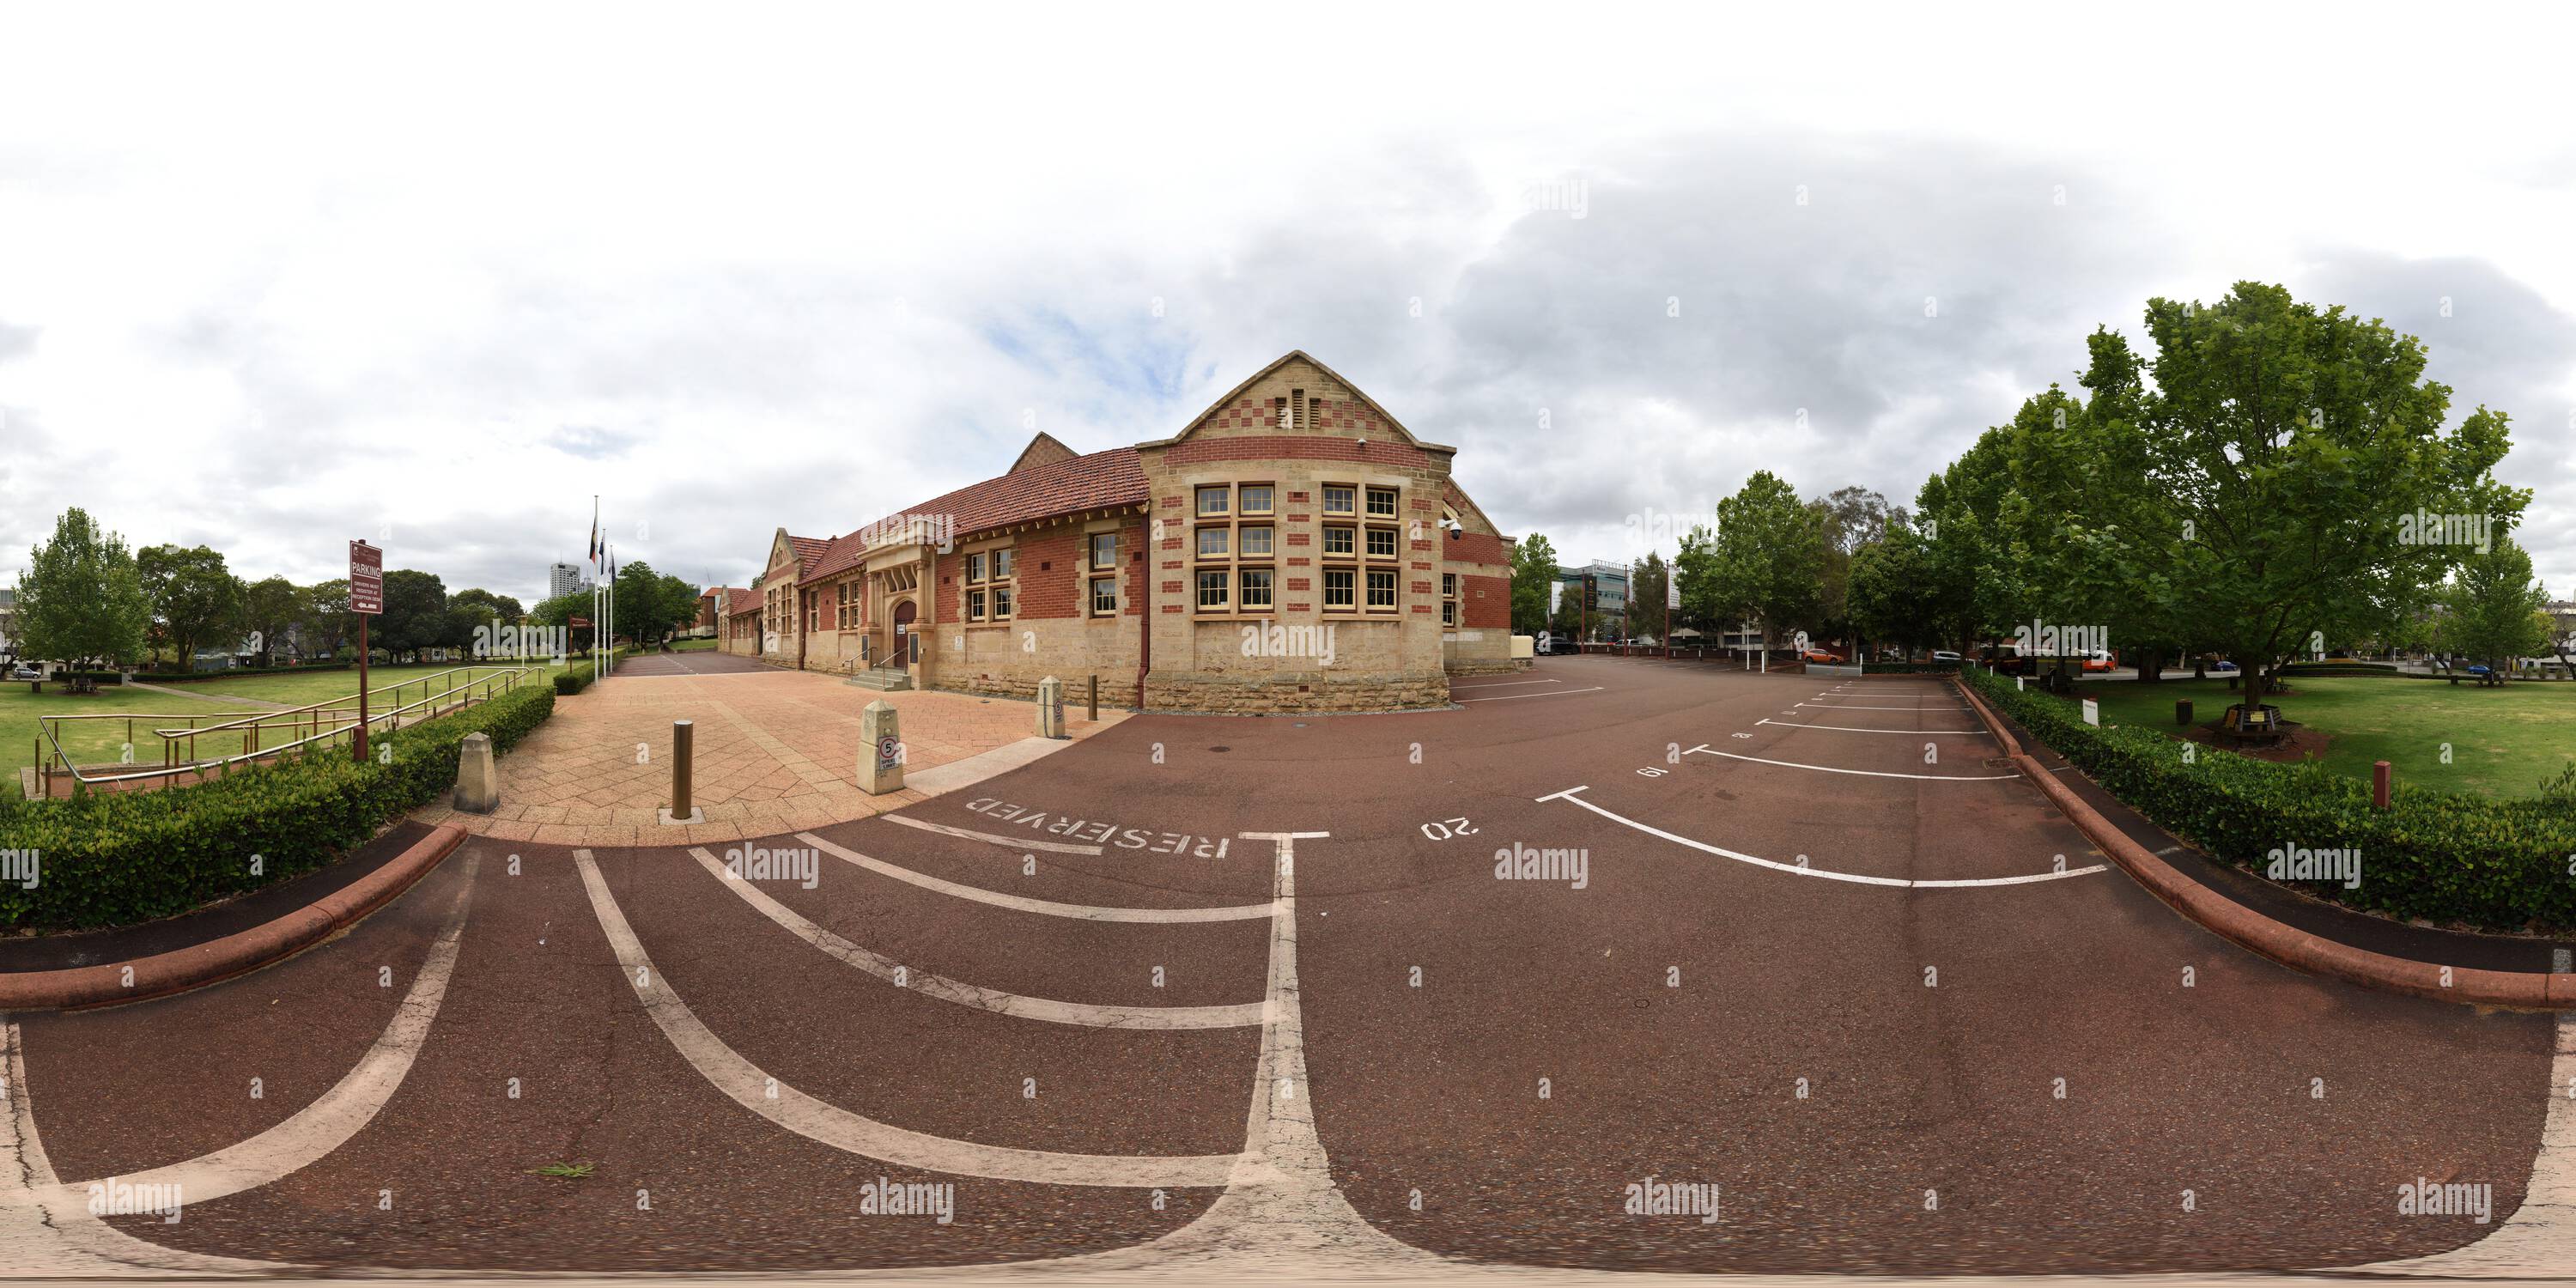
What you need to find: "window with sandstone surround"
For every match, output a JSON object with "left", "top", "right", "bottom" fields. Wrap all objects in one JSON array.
[
  {"left": 1443, "top": 572, "right": 1458, "bottom": 627},
  {"left": 1321, "top": 525, "right": 1356, "bottom": 558},
  {"left": 1089, "top": 532, "right": 1118, "bottom": 617},
  {"left": 1193, "top": 483, "right": 1274, "bottom": 616},
  {"left": 1322, "top": 567, "right": 1355, "bottom": 611},
  {"left": 964, "top": 546, "right": 1014, "bottom": 623},
  {"left": 1321, "top": 483, "right": 1356, "bottom": 516},
  {"left": 1364, "top": 526, "right": 1398, "bottom": 559},
  {"left": 1365, "top": 485, "right": 1398, "bottom": 518},
  {"left": 1366, "top": 568, "right": 1397, "bottom": 611}
]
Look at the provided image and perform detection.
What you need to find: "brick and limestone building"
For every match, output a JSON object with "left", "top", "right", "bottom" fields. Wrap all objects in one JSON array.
[{"left": 721, "top": 351, "right": 1524, "bottom": 713}]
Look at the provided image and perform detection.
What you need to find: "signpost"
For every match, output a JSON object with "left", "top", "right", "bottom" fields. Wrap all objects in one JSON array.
[{"left": 349, "top": 541, "right": 382, "bottom": 762}]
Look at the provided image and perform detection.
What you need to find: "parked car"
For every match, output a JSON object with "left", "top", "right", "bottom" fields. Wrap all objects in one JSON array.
[
  {"left": 1929, "top": 650, "right": 1962, "bottom": 663},
  {"left": 2080, "top": 649, "right": 2117, "bottom": 673},
  {"left": 1801, "top": 649, "right": 1844, "bottom": 664},
  {"left": 2208, "top": 659, "right": 2239, "bottom": 673},
  {"left": 9, "top": 664, "right": 43, "bottom": 681},
  {"left": 1978, "top": 643, "right": 2032, "bottom": 674}
]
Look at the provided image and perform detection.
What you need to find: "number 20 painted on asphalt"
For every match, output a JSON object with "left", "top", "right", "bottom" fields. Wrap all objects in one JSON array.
[{"left": 1420, "top": 817, "right": 1479, "bottom": 841}]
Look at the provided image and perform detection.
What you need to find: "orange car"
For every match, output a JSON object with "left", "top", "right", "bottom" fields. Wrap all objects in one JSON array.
[
  {"left": 2080, "top": 649, "right": 2118, "bottom": 672},
  {"left": 1801, "top": 649, "right": 1845, "bottom": 665}
]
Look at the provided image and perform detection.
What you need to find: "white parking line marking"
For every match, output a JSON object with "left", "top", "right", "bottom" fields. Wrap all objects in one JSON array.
[
  {"left": 5, "top": 855, "right": 479, "bottom": 1222},
  {"left": 1757, "top": 719, "right": 1990, "bottom": 735},
  {"left": 1456, "top": 686, "right": 1607, "bottom": 702},
  {"left": 801, "top": 832, "right": 1277, "bottom": 922},
  {"left": 574, "top": 850, "right": 1248, "bottom": 1187},
  {"left": 1535, "top": 787, "right": 2104, "bottom": 888},
  {"left": 1682, "top": 744, "right": 2022, "bottom": 781},
  {"left": 880, "top": 812, "right": 1105, "bottom": 854},
  {"left": 1797, "top": 702, "right": 1972, "bottom": 712},
  {"left": 690, "top": 848, "right": 1266, "bottom": 1030}
]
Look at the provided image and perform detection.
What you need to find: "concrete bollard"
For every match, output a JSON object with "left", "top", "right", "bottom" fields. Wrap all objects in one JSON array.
[
  {"left": 859, "top": 699, "right": 903, "bottom": 794},
  {"left": 1036, "top": 676, "right": 1066, "bottom": 739},
  {"left": 453, "top": 732, "right": 500, "bottom": 814}
]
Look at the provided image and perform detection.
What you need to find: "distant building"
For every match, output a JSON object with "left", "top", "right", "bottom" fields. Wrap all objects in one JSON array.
[
  {"left": 695, "top": 586, "right": 746, "bottom": 638},
  {"left": 2548, "top": 599, "right": 2576, "bottom": 647},
  {"left": 0, "top": 586, "right": 16, "bottom": 660},
  {"left": 549, "top": 562, "right": 592, "bottom": 600},
  {"left": 1555, "top": 561, "right": 1630, "bottom": 618}
]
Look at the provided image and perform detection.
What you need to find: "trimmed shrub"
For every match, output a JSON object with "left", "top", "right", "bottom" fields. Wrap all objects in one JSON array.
[
  {"left": 1963, "top": 666, "right": 2576, "bottom": 933},
  {"left": 0, "top": 680, "right": 554, "bottom": 929},
  {"left": 553, "top": 647, "right": 628, "bottom": 696},
  {"left": 1864, "top": 661, "right": 1964, "bottom": 675},
  {"left": 140, "top": 662, "right": 355, "bottom": 683}
]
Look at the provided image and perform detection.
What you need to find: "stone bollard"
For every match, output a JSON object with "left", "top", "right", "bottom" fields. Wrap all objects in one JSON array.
[
  {"left": 1036, "top": 676, "right": 1066, "bottom": 739},
  {"left": 858, "top": 699, "right": 903, "bottom": 794},
  {"left": 453, "top": 732, "right": 500, "bottom": 814}
]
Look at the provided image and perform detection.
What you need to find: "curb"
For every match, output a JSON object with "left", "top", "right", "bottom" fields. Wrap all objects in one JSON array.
[
  {"left": 1953, "top": 678, "right": 2573, "bottom": 1012},
  {"left": 0, "top": 823, "right": 469, "bottom": 1012}
]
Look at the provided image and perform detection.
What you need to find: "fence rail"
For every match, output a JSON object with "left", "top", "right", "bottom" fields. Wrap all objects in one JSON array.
[{"left": 34, "top": 665, "right": 543, "bottom": 797}]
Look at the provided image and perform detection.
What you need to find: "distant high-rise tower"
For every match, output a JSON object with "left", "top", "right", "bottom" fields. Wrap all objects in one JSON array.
[{"left": 549, "top": 562, "right": 590, "bottom": 599}]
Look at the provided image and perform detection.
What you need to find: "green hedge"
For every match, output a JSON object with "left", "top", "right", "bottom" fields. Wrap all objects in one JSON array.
[
  {"left": 1962, "top": 667, "right": 2576, "bottom": 933},
  {"left": 1865, "top": 661, "right": 1964, "bottom": 674},
  {"left": 553, "top": 647, "right": 629, "bottom": 696},
  {"left": 0, "top": 680, "right": 555, "bottom": 929},
  {"left": 140, "top": 662, "right": 355, "bottom": 683}
]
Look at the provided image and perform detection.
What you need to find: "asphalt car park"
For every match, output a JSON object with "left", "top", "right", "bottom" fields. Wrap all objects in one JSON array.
[{"left": 2, "top": 653, "right": 2559, "bottom": 1276}]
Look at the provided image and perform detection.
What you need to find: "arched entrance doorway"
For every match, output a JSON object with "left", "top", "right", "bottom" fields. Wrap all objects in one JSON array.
[{"left": 890, "top": 598, "right": 918, "bottom": 665}]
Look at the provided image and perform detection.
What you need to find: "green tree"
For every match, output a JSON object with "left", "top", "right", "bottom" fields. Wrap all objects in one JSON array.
[
  {"left": 448, "top": 588, "right": 525, "bottom": 624},
  {"left": 1846, "top": 516, "right": 1940, "bottom": 657},
  {"left": 377, "top": 569, "right": 450, "bottom": 660},
  {"left": 299, "top": 580, "right": 355, "bottom": 659},
  {"left": 2439, "top": 534, "right": 2550, "bottom": 677},
  {"left": 14, "top": 507, "right": 149, "bottom": 688},
  {"left": 137, "top": 544, "right": 242, "bottom": 671},
  {"left": 240, "top": 575, "right": 301, "bottom": 661},
  {"left": 1630, "top": 552, "right": 1670, "bottom": 641},
  {"left": 1692, "top": 471, "right": 1826, "bottom": 657},
  {"left": 1509, "top": 533, "right": 1558, "bottom": 636},
  {"left": 2124, "top": 283, "right": 2526, "bottom": 712}
]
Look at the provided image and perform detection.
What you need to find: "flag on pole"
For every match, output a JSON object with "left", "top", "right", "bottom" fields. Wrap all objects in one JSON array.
[{"left": 588, "top": 497, "right": 600, "bottom": 568}]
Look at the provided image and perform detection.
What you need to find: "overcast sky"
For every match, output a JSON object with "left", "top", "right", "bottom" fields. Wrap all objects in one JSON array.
[{"left": 4, "top": 3, "right": 2573, "bottom": 608}]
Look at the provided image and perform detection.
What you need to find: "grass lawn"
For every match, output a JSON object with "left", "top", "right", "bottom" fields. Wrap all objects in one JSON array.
[
  {"left": 2078, "top": 675, "right": 2576, "bottom": 800},
  {"left": 143, "top": 661, "right": 565, "bottom": 709},
  {"left": 670, "top": 636, "right": 717, "bottom": 652},
  {"left": 0, "top": 684, "right": 240, "bottom": 798}
]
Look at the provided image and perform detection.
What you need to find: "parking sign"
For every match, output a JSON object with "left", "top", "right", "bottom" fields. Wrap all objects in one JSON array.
[{"left": 349, "top": 541, "right": 383, "bottom": 615}]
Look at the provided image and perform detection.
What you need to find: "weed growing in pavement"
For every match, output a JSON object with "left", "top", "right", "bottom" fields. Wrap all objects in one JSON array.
[{"left": 530, "top": 1163, "right": 596, "bottom": 1180}]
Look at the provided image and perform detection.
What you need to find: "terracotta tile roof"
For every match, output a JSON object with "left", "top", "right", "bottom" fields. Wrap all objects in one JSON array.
[
  {"left": 798, "top": 446, "right": 1147, "bottom": 585},
  {"left": 724, "top": 588, "right": 762, "bottom": 616},
  {"left": 786, "top": 534, "right": 829, "bottom": 574}
]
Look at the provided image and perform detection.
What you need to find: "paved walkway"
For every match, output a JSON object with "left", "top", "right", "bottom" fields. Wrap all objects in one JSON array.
[{"left": 411, "top": 669, "right": 1125, "bottom": 848}]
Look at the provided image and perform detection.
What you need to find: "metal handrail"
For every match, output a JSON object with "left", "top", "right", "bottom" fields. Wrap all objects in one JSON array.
[{"left": 33, "top": 665, "right": 542, "bottom": 795}]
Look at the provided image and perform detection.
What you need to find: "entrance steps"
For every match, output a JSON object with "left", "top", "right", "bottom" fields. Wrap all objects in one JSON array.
[{"left": 845, "top": 667, "right": 913, "bottom": 692}]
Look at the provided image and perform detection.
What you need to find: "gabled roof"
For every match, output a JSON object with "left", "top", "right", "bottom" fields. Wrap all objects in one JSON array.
[
  {"left": 798, "top": 445, "right": 1149, "bottom": 585},
  {"left": 1144, "top": 349, "right": 1454, "bottom": 454},
  {"left": 723, "top": 587, "right": 762, "bottom": 616},
  {"left": 786, "top": 534, "right": 829, "bottom": 571},
  {"left": 1006, "top": 431, "right": 1078, "bottom": 474}
]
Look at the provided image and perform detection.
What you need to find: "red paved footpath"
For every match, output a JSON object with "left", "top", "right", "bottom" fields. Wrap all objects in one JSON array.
[{"left": 2, "top": 655, "right": 2553, "bottom": 1275}]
